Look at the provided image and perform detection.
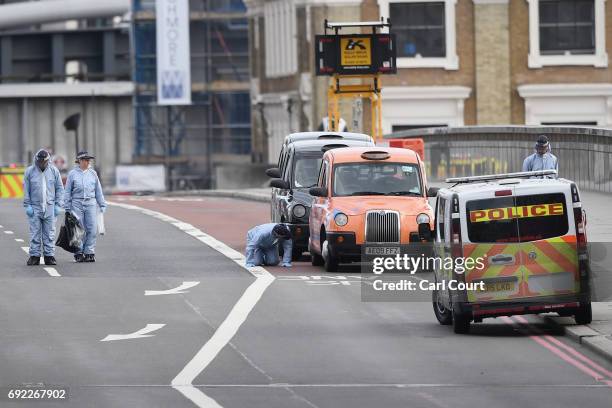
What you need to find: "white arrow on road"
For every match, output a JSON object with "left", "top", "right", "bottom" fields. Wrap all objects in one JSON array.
[
  {"left": 144, "top": 281, "right": 200, "bottom": 296},
  {"left": 100, "top": 324, "right": 166, "bottom": 342}
]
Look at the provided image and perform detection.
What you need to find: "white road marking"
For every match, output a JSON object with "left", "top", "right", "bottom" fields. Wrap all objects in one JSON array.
[
  {"left": 15, "top": 238, "right": 24, "bottom": 242},
  {"left": 43, "top": 267, "right": 61, "bottom": 277},
  {"left": 108, "top": 201, "right": 276, "bottom": 408},
  {"left": 145, "top": 281, "right": 200, "bottom": 296},
  {"left": 4, "top": 230, "right": 14, "bottom": 234},
  {"left": 0, "top": 224, "right": 3, "bottom": 227},
  {"left": 100, "top": 323, "right": 166, "bottom": 342}
]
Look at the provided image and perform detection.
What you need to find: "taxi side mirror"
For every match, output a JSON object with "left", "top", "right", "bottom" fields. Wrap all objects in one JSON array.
[
  {"left": 270, "top": 178, "right": 290, "bottom": 190},
  {"left": 309, "top": 186, "right": 328, "bottom": 197},
  {"left": 266, "top": 167, "right": 281, "bottom": 178},
  {"left": 418, "top": 223, "right": 433, "bottom": 242},
  {"left": 427, "top": 187, "right": 439, "bottom": 197}
]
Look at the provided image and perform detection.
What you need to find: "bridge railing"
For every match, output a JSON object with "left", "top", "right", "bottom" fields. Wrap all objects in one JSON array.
[{"left": 386, "top": 126, "right": 612, "bottom": 194}]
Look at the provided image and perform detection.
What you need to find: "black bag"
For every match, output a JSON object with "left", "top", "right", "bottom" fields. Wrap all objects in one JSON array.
[{"left": 56, "top": 212, "right": 84, "bottom": 253}]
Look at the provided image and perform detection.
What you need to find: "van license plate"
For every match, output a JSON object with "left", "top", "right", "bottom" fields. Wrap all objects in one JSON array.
[
  {"left": 366, "top": 247, "right": 400, "bottom": 255},
  {"left": 480, "top": 281, "right": 516, "bottom": 292}
]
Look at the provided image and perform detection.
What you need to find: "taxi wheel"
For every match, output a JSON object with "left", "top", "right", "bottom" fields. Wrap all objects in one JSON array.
[
  {"left": 322, "top": 240, "right": 339, "bottom": 272},
  {"left": 432, "top": 290, "right": 452, "bottom": 325},
  {"left": 309, "top": 240, "right": 324, "bottom": 266},
  {"left": 452, "top": 308, "right": 470, "bottom": 334},
  {"left": 574, "top": 302, "right": 592, "bottom": 325}
]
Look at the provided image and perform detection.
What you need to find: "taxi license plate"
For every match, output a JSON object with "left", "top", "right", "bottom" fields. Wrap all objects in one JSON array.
[{"left": 365, "top": 247, "right": 400, "bottom": 255}]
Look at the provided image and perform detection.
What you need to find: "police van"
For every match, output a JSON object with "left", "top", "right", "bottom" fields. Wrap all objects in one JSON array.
[{"left": 431, "top": 170, "right": 591, "bottom": 333}]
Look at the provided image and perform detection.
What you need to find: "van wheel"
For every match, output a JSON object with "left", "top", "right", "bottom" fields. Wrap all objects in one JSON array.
[
  {"left": 322, "top": 240, "right": 339, "bottom": 272},
  {"left": 452, "top": 307, "right": 471, "bottom": 334},
  {"left": 574, "top": 302, "right": 592, "bottom": 325},
  {"left": 432, "top": 290, "right": 452, "bottom": 325}
]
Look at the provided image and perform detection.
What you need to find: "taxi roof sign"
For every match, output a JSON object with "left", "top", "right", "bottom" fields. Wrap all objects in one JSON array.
[{"left": 361, "top": 151, "right": 391, "bottom": 160}]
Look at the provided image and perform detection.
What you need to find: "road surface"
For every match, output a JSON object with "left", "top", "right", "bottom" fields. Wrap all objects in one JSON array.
[{"left": 1, "top": 195, "right": 611, "bottom": 408}]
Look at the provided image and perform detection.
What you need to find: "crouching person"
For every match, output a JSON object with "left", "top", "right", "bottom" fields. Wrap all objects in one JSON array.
[{"left": 245, "top": 223, "right": 292, "bottom": 267}]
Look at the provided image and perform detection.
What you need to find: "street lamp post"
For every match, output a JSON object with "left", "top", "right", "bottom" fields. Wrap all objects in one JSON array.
[{"left": 63, "top": 113, "right": 81, "bottom": 156}]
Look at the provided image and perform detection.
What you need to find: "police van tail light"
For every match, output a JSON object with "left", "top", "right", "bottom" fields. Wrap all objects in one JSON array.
[
  {"left": 571, "top": 184, "right": 587, "bottom": 245},
  {"left": 451, "top": 196, "right": 463, "bottom": 258},
  {"left": 574, "top": 207, "right": 588, "bottom": 246}
]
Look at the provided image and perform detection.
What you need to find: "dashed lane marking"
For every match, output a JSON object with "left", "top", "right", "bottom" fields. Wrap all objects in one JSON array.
[
  {"left": 15, "top": 238, "right": 24, "bottom": 242},
  {"left": 108, "top": 201, "right": 275, "bottom": 408},
  {"left": 4, "top": 230, "right": 14, "bottom": 234}
]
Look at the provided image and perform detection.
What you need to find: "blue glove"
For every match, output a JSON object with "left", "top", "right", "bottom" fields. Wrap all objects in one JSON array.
[
  {"left": 100, "top": 206, "right": 107, "bottom": 214},
  {"left": 281, "top": 262, "right": 292, "bottom": 267},
  {"left": 54, "top": 205, "right": 60, "bottom": 217},
  {"left": 25, "top": 206, "right": 34, "bottom": 217}
]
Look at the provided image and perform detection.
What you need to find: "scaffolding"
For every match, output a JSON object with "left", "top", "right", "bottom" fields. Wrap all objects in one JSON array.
[{"left": 131, "top": 0, "right": 251, "bottom": 189}]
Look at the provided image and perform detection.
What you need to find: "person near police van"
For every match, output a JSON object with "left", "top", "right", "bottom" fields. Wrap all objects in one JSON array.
[
  {"left": 522, "top": 135, "right": 558, "bottom": 178},
  {"left": 23, "top": 149, "right": 64, "bottom": 266},
  {"left": 245, "top": 223, "right": 292, "bottom": 267},
  {"left": 64, "top": 151, "right": 107, "bottom": 263}
]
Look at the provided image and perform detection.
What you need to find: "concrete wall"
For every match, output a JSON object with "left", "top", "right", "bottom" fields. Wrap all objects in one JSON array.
[{"left": 0, "top": 95, "right": 132, "bottom": 186}]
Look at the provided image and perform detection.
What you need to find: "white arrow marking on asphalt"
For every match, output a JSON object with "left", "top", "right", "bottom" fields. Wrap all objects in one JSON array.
[
  {"left": 100, "top": 323, "right": 166, "bottom": 342},
  {"left": 145, "top": 281, "right": 200, "bottom": 296}
]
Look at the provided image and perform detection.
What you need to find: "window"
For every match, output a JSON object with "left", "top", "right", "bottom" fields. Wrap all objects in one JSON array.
[
  {"left": 293, "top": 155, "right": 322, "bottom": 188},
  {"left": 264, "top": 0, "right": 297, "bottom": 78},
  {"left": 466, "top": 194, "right": 569, "bottom": 243},
  {"left": 392, "top": 2, "right": 445, "bottom": 57},
  {"left": 539, "top": 0, "right": 595, "bottom": 55},
  {"left": 527, "top": 0, "right": 608, "bottom": 67},
  {"left": 378, "top": 0, "right": 458, "bottom": 69},
  {"left": 332, "top": 163, "right": 422, "bottom": 197}
]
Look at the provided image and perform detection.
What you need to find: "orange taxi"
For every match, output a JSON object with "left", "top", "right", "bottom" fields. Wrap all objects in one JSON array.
[{"left": 308, "top": 147, "right": 436, "bottom": 271}]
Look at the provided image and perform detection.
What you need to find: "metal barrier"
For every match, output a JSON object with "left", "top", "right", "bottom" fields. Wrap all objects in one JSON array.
[
  {"left": 0, "top": 166, "right": 25, "bottom": 198},
  {"left": 386, "top": 126, "right": 612, "bottom": 194}
]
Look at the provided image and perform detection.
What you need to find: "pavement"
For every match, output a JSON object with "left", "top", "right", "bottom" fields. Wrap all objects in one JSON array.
[{"left": 2, "top": 190, "right": 612, "bottom": 407}]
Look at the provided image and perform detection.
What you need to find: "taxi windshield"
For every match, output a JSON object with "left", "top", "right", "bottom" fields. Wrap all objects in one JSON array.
[
  {"left": 293, "top": 156, "right": 322, "bottom": 188},
  {"left": 332, "top": 162, "right": 422, "bottom": 197}
]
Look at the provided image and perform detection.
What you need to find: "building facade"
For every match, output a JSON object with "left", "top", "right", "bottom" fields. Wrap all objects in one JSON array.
[
  {"left": 247, "top": 0, "right": 612, "bottom": 164},
  {"left": 0, "top": 0, "right": 132, "bottom": 185}
]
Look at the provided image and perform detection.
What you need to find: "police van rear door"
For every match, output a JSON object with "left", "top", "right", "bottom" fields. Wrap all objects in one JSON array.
[
  {"left": 515, "top": 189, "right": 578, "bottom": 299},
  {"left": 463, "top": 187, "right": 522, "bottom": 302}
]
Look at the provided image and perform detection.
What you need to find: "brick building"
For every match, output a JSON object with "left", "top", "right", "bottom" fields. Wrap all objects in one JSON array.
[{"left": 245, "top": 0, "right": 612, "bottom": 165}]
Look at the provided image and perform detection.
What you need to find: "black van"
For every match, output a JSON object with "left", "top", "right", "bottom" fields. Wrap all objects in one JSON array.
[{"left": 267, "top": 138, "right": 374, "bottom": 259}]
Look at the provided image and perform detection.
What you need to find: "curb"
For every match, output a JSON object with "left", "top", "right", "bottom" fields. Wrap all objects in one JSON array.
[
  {"left": 163, "top": 189, "right": 270, "bottom": 203},
  {"left": 544, "top": 315, "right": 612, "bottom": 363}
]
